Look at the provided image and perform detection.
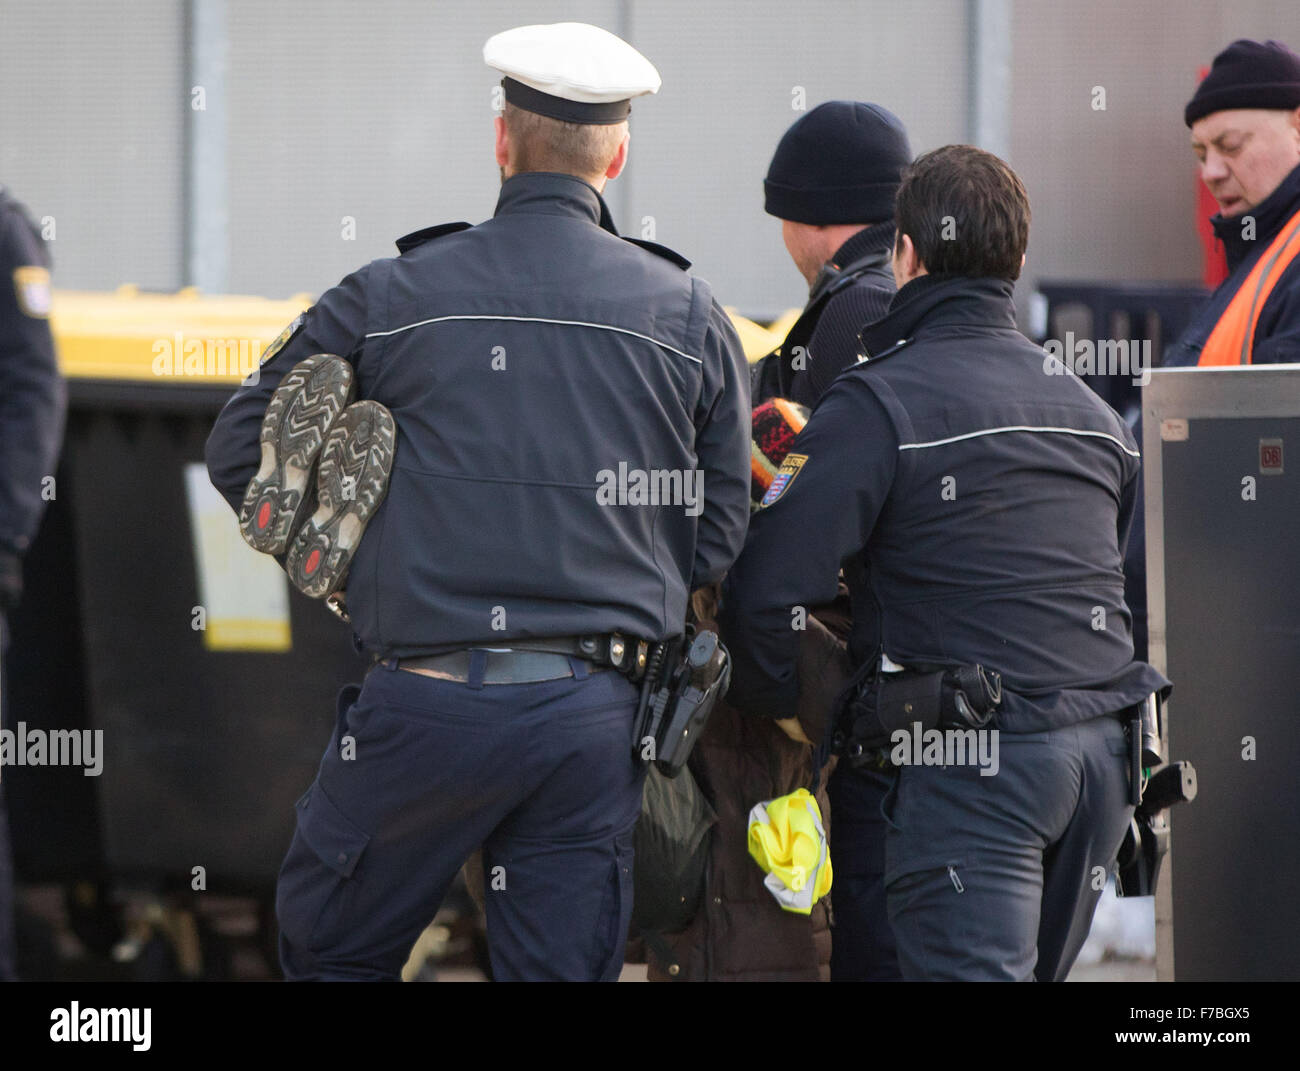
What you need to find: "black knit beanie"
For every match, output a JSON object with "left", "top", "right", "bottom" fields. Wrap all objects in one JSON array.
[
  {"left": 764, "top": 101, "right": 912, "bottom": 224},
  {"left": 1185, "top": 39, "right": 1300, "bottom": 127}
]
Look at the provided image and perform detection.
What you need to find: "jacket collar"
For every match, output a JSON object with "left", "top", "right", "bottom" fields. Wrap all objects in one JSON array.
[
  {"left": 805, "top": 221, "right": 897, "bottom": 304},
  {"left": 493, "top": 171, "right": 619, "bottom": 235},
  {"left": 1212, "top": 160, "right": 1300, "bottom": 271},
  {"left": 859, "top": 274, "right": 1017, "bottom": 358},
  {"left": 830, "top": 220, "right": 896, "bottom": 270}
]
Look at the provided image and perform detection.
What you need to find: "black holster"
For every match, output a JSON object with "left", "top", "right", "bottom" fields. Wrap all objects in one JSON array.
[
  {"left": 1116, "top": 692, "right": 1196, "bottom": 898},
  {"left": 632, "top": 626, "right": 731, "bottom": 778},
  {"left": 832, "top": 657, "right": 1002, "bottom": 768}
]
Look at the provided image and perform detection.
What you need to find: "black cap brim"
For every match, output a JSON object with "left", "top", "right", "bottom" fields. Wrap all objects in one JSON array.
[{"left": 503, "top": 78, "right": 630, "bottom": 125}]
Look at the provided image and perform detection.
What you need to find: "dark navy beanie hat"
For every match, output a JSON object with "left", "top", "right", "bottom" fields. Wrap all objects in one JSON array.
[
  {"left": 1185, "top": 39, "right": 1300, "bottom": 127},
  {"left": 764, "top": 101, "right": 912, "bottom": 225}
]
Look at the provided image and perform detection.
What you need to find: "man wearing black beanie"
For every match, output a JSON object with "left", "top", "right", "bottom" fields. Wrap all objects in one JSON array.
[
  {"left": 752, "top": 101, "right": 912, "bottom": 407},
  {"left": 723, "top": 144, "right": 1169, "bottom": 982},
  {"left": 746, "top": 101, "right": 911, "bottom": 984},
  {"left": 1165, "top": 38, "right": 1300, "bottom": 366},
  {"left": 1126, "top": 39, "right": 1300, "bottom": 676}
]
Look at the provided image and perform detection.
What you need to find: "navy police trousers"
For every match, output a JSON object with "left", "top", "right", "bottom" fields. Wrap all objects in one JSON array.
[
  {"left": 880, "top": 713, "right": 1133, "bottom": 981},
  {"left": 0, "top": 617, "right": 15, "bottom": 981},
  {"left": 276, "top": 658, "right": 646, "bottom": 981},
  {"left": 827, "top": 764, "right": 903, "bottom": 981}
]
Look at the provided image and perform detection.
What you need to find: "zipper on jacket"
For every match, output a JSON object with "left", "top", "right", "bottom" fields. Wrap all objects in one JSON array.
[{"left": 948, "top": 865, "right": 965, "bottom": 893}]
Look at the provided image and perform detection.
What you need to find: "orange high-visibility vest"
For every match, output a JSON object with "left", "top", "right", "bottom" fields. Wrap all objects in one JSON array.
[{"left": 1200, "top": 207, "right": 1300, "bottom": 365}]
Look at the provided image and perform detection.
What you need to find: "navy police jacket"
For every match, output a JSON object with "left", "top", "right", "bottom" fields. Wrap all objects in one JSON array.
[
  {"left": 207, "top": 172, "right": 752, "bottom": 657},
  {"left": 0, "top": 187, "right": 66, "bottom": 610},
  {"left": 721, "top": 273, "right": 1170, "bottom": 733}
]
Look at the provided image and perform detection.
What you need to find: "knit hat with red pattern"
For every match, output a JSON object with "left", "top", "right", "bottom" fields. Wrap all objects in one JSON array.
[{"left": 751, "top": 398, "right": 810, "bottom": 507}]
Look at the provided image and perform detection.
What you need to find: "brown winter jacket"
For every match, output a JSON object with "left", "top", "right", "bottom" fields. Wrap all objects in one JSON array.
[{"left": 640, "top": 586, "right": 852, "bottom": 981}]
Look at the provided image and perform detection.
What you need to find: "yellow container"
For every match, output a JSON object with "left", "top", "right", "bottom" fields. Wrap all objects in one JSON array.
[
  {"left": 49, "top": 286, "right": 797, "bottom": 381},
  {"left": 49, "top": 286, "right": 313, "bottom": 384}
]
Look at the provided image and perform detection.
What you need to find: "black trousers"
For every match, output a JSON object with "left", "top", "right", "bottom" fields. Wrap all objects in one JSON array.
[
  {"left": 276, "top": 658, "right": 646, "bottom": 981},
  {"left": 881, "top": 714, "right": 1133, "bottom": 981},
  {"left": 827, "top": 763, "right": 903, "bottom": 981},
  {"left": 0, "top": 614, "right": 15, "bottom": 981}
]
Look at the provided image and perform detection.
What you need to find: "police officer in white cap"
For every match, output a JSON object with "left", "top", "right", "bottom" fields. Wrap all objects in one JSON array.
[{"left": 206, "top": 22, "right": 751, "bottom": 981}]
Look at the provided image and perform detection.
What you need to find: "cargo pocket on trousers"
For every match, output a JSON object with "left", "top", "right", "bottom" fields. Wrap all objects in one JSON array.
[
  {"left": 334, "top": 682, "right": 363, "bottom": 744},
  {"left": 276, "top": 781, "right": 372, "bottom": 953},
  {"left": 881, "top": 770, "right": 969, "bottom": 888},
  {"left": 885, "top": 857, "right": 971, "bottom": 931},
  {"left": 590, "top": 828, "right": 636, "bottom": 982}
]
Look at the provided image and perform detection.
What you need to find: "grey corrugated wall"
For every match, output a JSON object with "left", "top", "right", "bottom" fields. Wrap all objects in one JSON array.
[
  {"left": 0, "top": 0, "right": 185, "bottom": 291},
  {"left": 4, "top": 0, "right": 1300, "bottom": 317},
  {"left": 1009, "top": 0, "right": 1300, "bottom": 305}
]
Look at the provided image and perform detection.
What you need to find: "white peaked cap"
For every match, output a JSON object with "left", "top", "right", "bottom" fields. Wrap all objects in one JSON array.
[{"left": 484, "top": 22, "right": 661, "bottom": 124}]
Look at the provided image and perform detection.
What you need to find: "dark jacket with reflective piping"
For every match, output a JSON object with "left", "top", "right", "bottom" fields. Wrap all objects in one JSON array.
[
  {"left": 721, "top": 273, "right": 1170, "bottom": 734},
  {"left": 1165, "top": 160, "right": 1300, "bottom": 366},
  {"left": 0, "top": 187, "right": 66, "bottom": 611},
  {"left": 206, "top": 172, "right": 752, "bottom": 657},
  {"left": 751, "top": 221, "right": 896, "bottom": 408}
]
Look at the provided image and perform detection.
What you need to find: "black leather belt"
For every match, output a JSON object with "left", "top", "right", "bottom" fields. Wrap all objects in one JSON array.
[{"left": 507, "top": 634, "right": 651, "bottom": 679}]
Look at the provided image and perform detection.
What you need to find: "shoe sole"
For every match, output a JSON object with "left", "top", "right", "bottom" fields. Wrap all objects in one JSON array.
[
  {"left": 285, "top": 401, "right": 395, "bottom": 600},
  {"left": 239, "top": 354, "right": 355, "bottom": 555}
]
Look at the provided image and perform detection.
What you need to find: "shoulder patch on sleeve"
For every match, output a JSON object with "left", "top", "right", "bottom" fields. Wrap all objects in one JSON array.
[
  {"left": 622, "top": 236, "right": 691, "bottom": 270},
  {"left": 395, "top": 221, "right": 473, "bottom": 254},
  {"left": 259, "top": 311, "right": 306, "bottom": 366},
  {"left": 760, "top": 452, "right": 808, "bottom": 507},
  {"left": 12, "top": 265, "right": 51, "bottom": 318}
]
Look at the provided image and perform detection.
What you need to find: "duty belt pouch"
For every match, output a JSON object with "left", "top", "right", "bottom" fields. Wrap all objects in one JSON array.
[
  {"left": 835, "top": 659, "right": 1002, "bottom": 763},
  {"left": 876, "top": 671, "right": 946, "bottom": 735}
]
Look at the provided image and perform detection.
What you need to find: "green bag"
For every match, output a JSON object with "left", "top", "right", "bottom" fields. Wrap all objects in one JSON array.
[{"left": 631, "top": 763, "right": 717, "bottom": 937}]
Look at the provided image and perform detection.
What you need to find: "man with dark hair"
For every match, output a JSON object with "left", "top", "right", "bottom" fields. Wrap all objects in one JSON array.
[
  {"left": 752, "top": 101, "right": 912, "bottom": 408},
  {"left": 206, "top": 22, "right": 750, "bottom": 981},
  {"left": 721, "top": 145, "right": 1168, "bottom": 981}
]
